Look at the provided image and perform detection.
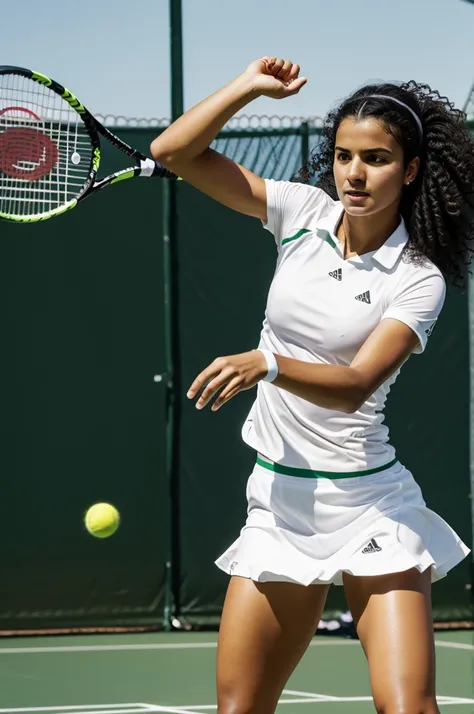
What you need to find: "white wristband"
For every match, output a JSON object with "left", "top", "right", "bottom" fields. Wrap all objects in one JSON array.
[{"left": 258, "top": 349, "right": 279, "bottom": 383}]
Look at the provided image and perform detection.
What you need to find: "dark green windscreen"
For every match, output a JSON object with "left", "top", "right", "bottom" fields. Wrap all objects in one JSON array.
[{"left": 0, "top": 130, "right": 170, "bottom": 629}]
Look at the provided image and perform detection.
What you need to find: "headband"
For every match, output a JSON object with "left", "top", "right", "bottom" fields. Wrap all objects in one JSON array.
[{"left": 360, "top": 94, "right": 423, "bottom": 143}]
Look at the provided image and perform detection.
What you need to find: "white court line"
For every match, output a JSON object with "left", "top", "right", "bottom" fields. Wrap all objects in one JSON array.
[
  {"left": 282, "top": 688, "right": 339, "bottom": 701},
  {"left": 28, "top": 709, "right": 154, "bottom": 714},
  {"left": 0, "top": 709, "right": 199, "bottom": 714},
  {"left": 165, "top": 696, "right": 474, "bottom": 709},
  {"left": 135, "top": 708, "right": 201, "bottom": 714},
  {"left": 0, "top": 643, "right": 219, "bottom": 655},
  {"left": 169, "top": 705, "right": 346, "bottom": 711},
  {"left": 308, "top": 640, "right": 359, "bottom": 647},
  {"left": 0, "top": 704, "right": 148, "bottom": 714},
  {"left": 170, "top": 702, "right": 344, "bottom": 710},
  {"left": 321, "top": 697, "right": 474, "bottom": 705},
  {"left": 0, "top": 702, "right": 147, "bottom": 714},
  {"left": 133, "top": 707, "right": 203, "bottom": 712},
  {"left": 162, "top": 703, "right": 351, "bottom": 711},
  {"left": 115, "top": 709, "right": 200, "bottom": 714},
  {"left": 435, "top": 641, "right": 474, "bottom": 651},
  {"left": 0, "top": 638, "right": 470, "bottom": 656},
  {"left": 154, "top": 704, "right": 217, "bottom": 714},
  {"left": 0, "top": 640, "right": 359, "bottom": 655}
]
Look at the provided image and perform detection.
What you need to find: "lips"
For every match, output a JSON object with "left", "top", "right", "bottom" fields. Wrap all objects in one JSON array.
[{"left": 346, "top": 191, "right": 369, "bottom": 196}]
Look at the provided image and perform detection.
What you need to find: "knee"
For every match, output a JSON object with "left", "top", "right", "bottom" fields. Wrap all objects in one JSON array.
[
  {"left": 217, "top": 703, "right": 251, "bottom": 714},
  {"left": 216, "top": 698, "right": 259, "bottom": 714},
  {"left": 217, "top": 690, "right": 277, "bottom": 714},
  {"left": 373, "top": 699, "right": 439, "bottom": 714}
]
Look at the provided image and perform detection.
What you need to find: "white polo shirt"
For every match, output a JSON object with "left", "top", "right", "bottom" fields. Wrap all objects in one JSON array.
[{"left": 241, "top": 179, "right": 446, "bottom": 473}]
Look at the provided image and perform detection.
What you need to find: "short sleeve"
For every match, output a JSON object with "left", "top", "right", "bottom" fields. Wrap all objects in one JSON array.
[
  {"left": 263, "top": 179, "right": 334, "bottom": 249},
  {"left": 382, "top": 269, "right": 446, "bottom": 354}
]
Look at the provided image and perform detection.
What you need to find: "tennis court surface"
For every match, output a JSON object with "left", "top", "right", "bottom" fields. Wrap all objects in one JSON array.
[{"left": 0, "top": 631, "right": 472, "bottom": 712}]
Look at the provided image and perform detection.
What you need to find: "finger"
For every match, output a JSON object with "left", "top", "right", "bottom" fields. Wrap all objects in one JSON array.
[
  {"left": 211, "top": 377, "right": 243, "bottom": 411},
  {"left": 187, "top": 362, "right": 222, "bottom": 399},
  {"left": 259, "top": 57, "right": 273, "bottom": 72},
  {"left": 262, "top": 56, "right": 276, "bottom": 73},
  {"left": 275, "top": 59, "right": 293, "bottom": 80},
  {"left": 269, "top": 58, "right": 284, "bottom": 76},
  {"left": 283, "top": 77, "right": 308, "bottom": 96},
  {"left": 287, "top": 63, "right": 300, "bottom": 82},
  {"left": 196, "top": 369, "right": 234, "bottom": 410}
]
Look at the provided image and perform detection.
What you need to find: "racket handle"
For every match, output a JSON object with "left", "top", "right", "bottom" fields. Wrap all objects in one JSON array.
[
  {"left": 140, "top": 157, "right": 179, "bottom": 180},
  {"left": 152, "top": 162, "right": 179, "bottom": 180}
]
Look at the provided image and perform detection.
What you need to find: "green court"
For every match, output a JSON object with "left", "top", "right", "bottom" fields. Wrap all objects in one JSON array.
[{"left": 0, "top": 631, "right": 472, "bottom": 712}]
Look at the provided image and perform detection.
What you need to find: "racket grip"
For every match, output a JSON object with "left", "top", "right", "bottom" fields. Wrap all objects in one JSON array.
[
  {"left": 152, "top": 162, "right": 179, "bottom": 180},
  {"left": 140, "top": 157, "right": 179, "bottom": 180}
]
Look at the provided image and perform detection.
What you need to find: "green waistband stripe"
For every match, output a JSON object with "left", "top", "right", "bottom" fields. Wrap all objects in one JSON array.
[
  {"left": 281, "top": 228, "right": 311, "bottom": 246},
  {"left": 256, "top": 456, "right": 398, "bottom": 479}
]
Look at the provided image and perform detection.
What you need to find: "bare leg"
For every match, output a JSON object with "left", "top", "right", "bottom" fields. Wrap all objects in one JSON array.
[
  {"left": 344, "top": 567, "right": 439, "bottom": 714},
  {"left": 216, "top": 575, "right": 329, "bottom": 714}
]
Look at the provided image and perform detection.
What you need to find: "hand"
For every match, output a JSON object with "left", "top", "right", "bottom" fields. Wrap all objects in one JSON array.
[
  {"left": 243, "top": 57, "right": 307, "bottom": 100},
  {"left": 187, "top": 350, "right": 268, "bottom": 411}
]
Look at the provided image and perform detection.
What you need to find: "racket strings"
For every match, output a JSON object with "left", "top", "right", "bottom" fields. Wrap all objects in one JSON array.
[{"left": 0, "top": 73, "right": 93, "bottom": 218}]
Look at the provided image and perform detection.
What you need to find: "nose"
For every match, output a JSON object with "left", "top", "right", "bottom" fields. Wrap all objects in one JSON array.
[{"left": 347, "top": 157, "right": 366, "bottom": 185}]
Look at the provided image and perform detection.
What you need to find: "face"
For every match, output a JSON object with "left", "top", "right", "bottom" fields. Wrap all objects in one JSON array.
[{"left": 333, "top": 116, "right": 419, "bottom": 217}]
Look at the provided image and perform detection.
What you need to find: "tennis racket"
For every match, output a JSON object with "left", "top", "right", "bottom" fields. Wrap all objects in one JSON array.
[{"left": 0, "top": 65, "right": 179, "bottom": 223}]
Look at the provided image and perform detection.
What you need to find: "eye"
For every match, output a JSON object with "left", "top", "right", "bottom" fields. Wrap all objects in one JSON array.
[
  {"left": 336, "top": 151, "right": 350, "bottom": 161},
  {"left": 366, "top": 154, "right": 386, "bottom": 164}
]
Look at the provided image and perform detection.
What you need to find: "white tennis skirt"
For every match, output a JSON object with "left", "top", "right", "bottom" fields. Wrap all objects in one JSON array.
[{"left": 215, "top": 456, "right": 470, "bottom": 586}]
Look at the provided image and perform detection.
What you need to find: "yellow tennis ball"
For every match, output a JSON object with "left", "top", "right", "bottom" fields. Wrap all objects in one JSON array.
[{"left": 85, "top": 503, "right": 120, "bottom": 539}]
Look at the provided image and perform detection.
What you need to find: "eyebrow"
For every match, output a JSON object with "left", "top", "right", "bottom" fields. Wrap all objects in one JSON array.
[{"left": 335, "top": 146, "right": 393, "bottom": 155}]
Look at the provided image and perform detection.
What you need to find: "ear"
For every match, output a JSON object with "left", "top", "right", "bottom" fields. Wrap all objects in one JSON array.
[{"left": 404, "top": 156, "right": 420, "bottom": 186}]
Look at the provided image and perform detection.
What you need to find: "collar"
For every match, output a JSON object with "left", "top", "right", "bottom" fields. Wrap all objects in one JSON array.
[{"left": 315, "top": 201, "right": 409, "bottom": 269}]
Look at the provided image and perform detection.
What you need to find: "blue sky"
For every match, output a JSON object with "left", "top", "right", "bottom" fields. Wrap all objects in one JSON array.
[{"left": 4, "top": 0, "right": 474, "bottom": 122}]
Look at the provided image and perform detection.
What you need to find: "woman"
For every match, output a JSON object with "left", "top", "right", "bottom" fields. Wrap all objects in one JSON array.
[{"left": 151, "top": 58, "right": 473, "bottom": 714}]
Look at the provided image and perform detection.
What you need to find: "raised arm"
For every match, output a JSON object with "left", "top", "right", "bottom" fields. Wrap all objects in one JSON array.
[{"left": 150, "top": 57, "right": 307, "bottom": 221}]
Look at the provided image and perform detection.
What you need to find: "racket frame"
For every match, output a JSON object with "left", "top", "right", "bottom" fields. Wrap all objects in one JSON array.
[{"left": 0, "top": 65, "right": 174, "bottom": 223}]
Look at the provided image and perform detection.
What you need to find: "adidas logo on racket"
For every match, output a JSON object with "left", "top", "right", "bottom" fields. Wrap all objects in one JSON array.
[{"left": 361, "top": 538, "right": 382, "bottom": 554}]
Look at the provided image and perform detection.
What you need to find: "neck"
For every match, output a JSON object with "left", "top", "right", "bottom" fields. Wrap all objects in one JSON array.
[{"left": 338, "top": 204, "right": 401, "bottom": 259}]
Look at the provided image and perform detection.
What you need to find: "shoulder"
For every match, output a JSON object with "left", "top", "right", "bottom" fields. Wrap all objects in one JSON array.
[
  {"left": 264, "top": 180, "right": 337, "bottom": 244},
  {"left": 393, "top": 252, "right": 446, "bottom": 301},
  {"left": 265, "top": 179, "right": 335, "bottom": 214},
  {"left": 383, "top": 254, "right": 446, "bottom": 354}
]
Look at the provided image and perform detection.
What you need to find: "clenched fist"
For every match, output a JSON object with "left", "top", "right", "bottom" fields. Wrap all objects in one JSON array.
[{"left": 243, "top": 57, "right": 307, "bottom": 100}]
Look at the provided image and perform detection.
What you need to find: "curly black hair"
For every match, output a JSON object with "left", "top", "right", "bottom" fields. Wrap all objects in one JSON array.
[{"left": 300, "top": 81, "right": 474, "bottom": 288}]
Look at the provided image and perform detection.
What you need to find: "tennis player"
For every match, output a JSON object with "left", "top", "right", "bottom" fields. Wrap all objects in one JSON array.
[{"left": 151, "top": 58, "right": 473, "bottom": 714}]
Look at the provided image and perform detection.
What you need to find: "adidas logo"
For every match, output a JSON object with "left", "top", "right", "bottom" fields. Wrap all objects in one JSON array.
[
  {"left": 361, "top": 538, "right": 382, "bottom": 554},
  {"left": 329, "top": 268, "right": 342, "bottom": 281},
  {"left": 355, "top": 290, "right": 371, "bottom": 304}
]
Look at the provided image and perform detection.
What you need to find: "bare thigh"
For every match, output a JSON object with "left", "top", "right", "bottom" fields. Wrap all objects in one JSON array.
[
  {"left": 216, "top": 575, "right": 329, "bottom": 714},
  {"left": 344, "top": 567, "right": 439, "bottom": 714}
]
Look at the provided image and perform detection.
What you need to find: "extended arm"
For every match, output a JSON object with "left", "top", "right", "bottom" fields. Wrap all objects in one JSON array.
[
  {"left": 150, "top": 58, "right": 307, "bottom": 221},
  {"left": 187, "top": 319, "right": 419, "bottom": 413}
]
